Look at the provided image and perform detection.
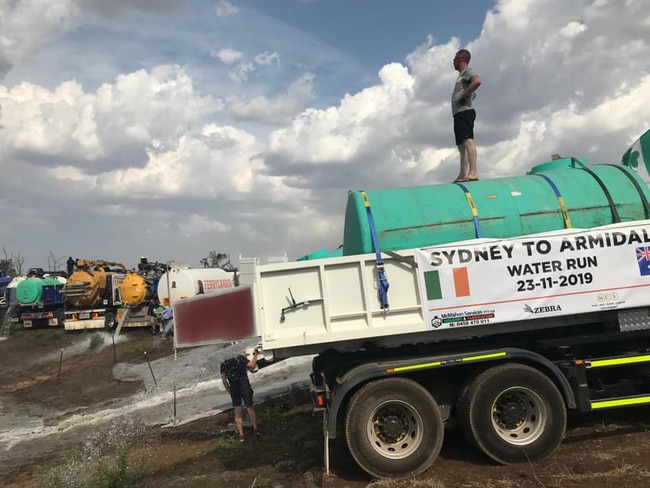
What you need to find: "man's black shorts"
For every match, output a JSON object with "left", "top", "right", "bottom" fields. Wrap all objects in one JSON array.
[
  {"left": 230, "top": 388, "right": 254, "bottom": 407},
  {"left": 454, "top": 109, "right": 476, "bottom": 146}
]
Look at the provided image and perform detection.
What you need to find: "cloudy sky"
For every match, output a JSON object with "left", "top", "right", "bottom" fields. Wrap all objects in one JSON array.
[{"left": 1, "top": 0, "right": 649, "bottom": 271}]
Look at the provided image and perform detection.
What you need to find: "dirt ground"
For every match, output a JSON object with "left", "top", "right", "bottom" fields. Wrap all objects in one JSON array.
[{"left": 2, "top": 327, "right": 650, "bottom": 488}]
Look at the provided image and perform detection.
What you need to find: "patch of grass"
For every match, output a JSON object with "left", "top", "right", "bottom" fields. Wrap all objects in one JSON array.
[
  {"left": 95, "top": 448, "right": 149, "bottom": 488},
  {"left": 209, "top": 386, "right": 322, "bottom": 474},
  {"left": 47, "top": 332, "right": 62, "bottom": 343},
  {"left": 211, "top": 433, "right": 247, "bottom": 455},
  {"left": 257, "top": 385, "right": 312, "bottom": 429},
  {"left": 38, "top": 416, "right": 149, "bottom": 487},
  {"left": 39, "top": 447, "right": 149, "bottom": 488},
  {"left": 301, "top": 468, "right": 322, "bottom": 487}
]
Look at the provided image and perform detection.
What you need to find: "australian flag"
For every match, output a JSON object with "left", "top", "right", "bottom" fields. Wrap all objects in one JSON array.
[{"left": 637, "top": 247, "right": 650, "bottom": 276}]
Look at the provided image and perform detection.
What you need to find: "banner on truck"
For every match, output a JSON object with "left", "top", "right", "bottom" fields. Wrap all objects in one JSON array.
[{"left": 415, "top": 222, "right": 650, "bottom": 330}]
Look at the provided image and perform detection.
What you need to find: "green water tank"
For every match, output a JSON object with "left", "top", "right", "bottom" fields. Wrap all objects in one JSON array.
[
  {"left": 16, "top": 276, "right": 62, "bottom": 305},
  {"left": 342, "top": 159, "right": 650, "bottom": 255}
]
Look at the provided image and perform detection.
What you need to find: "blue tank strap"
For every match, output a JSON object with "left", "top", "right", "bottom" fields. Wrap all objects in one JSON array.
[
  {"left": 571, "top": 158, "right": 621, "bottom": 223},
  {"left": 360, "top": 191, "right": 389, "bottom": 311},
  {"left": 531, "top": 174, "right": 573, "bottom": 229},
  {"left": 604, "top": 164, "right": 650, "bottom": 219},
  {"left": 453, "top": 182, "right": 483, "bottom": 238}
]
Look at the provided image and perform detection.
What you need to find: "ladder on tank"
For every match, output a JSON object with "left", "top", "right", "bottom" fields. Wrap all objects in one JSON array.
[{"left": 0, "top": 304, "right": 16, "bottom": 336}]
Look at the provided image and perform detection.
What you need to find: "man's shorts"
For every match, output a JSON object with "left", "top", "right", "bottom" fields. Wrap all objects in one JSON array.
[
  {"left": 454, "top": 109, "right": 476, "bottom": 146},
  {"left": 230, "top": 388, "right": 254, "bottom": 407}
]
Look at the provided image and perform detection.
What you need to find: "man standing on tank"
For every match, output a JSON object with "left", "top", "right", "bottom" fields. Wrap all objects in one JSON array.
[{"left": 451, "top": 49, "right": 482, "bottom": 182}]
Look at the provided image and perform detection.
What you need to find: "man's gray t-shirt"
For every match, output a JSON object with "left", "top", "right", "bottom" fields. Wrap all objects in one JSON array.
[{"left": 451, "top": 67, "right": 477, "bottom": 116}]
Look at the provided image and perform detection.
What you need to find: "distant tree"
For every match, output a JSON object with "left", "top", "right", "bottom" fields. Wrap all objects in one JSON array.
[
  {"left": 208, "top": 251, "right": 226, "bottom": 267},
  {"left": 0, "top": 247, "right": 25, "bottom": 276},
  {"left": 204, "top": 250, "right": 236, "bottom": 271},
  {"left": 0, "top": 259, "right": 12, "bottom": 276},
  {"left": 47, "top": 252, "right": 65, "bottom": 272}
]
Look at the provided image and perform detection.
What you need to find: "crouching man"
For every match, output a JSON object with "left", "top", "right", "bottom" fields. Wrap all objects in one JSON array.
[{"left": 220, "top": 349, "right": 261, "bottom": 441}]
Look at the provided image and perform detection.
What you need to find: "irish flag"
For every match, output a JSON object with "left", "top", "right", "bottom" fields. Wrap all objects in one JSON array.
[
  {"left": 622, "top": 129, "right": 650, "bottom": 183},
  {"left": 424, "top": 268, "right": 470, "bottom": 300}
]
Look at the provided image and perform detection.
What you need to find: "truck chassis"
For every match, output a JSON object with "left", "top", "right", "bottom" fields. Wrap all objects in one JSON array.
[
  {"left": 310, "top": 308, "right": 650, "bottom": 477},
  {"left": 175, "top": 220, "right": 650, "bottom": 478}
]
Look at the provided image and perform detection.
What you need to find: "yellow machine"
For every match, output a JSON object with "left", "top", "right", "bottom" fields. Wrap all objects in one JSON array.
[
  {"left": 113, "top": 261, "right": 169, "bottom": 333},
  {"left": 64, "top": 260, "right": 127, "bottom": 308},
  {"left": 119, "top": 272, "right": 150, "bottom": 307}
]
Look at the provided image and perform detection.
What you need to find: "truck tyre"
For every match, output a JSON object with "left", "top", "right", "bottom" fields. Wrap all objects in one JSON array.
[
  {"left": 345, "top": 377, "right": 444, "bottom": 478},
  {"left": 462, "top": 363, "right": 566, "bottom": 464},
  {"left": 456, "top": 380, "right": 480, "bottom": 450},
  {"left": 104, "top": 312, "right": 116, "bottom": 329}
]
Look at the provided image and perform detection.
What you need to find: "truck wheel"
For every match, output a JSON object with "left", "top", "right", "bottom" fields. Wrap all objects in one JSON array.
[
  {"left": 104, "top": 312, "right": 116, "bottom": 329},
  {"left": 456, "top": 380, "right": 480, "bottom": 450},
  {"left": 345, "top": 377, "right": 444, "bottom": 478},
  {"left": 462, "top": 363, "right": 566, "bottom": 464}
]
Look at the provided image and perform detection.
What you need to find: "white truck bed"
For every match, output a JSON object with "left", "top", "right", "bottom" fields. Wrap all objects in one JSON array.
[
  {"left": 255, "top": 251, "right": 423, "bottom": 348},
  {"left": 174, "top": 220, "right": 650, "bottom": 355}
]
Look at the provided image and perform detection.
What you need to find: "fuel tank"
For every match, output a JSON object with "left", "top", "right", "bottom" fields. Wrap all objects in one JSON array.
[{"left": 157, "top": 267, "right": 235, "bottom": 307}]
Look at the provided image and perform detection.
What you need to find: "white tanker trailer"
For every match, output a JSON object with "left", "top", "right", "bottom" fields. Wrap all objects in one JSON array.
[{"left": 157, "top": 267, "right": 236, "bottom": 307}]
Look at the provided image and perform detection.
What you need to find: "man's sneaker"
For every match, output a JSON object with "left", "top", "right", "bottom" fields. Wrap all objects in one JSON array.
[
  {"left": 239, "top": 434, "right": 245, "bottom": 442},
  {"left": 254, "top": 430, "right": 261, "bottom": 438}
]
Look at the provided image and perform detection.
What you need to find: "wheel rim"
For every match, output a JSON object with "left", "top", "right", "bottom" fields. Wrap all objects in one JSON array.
[
  {"left": 491, "top": 386, "right": 548, "bottom": 446},
  {"left": 105, "top": 313, "right": 115, "bottom": 328},
  {"left": 366, "top": 399, "right": 424, "bottom": 459}
]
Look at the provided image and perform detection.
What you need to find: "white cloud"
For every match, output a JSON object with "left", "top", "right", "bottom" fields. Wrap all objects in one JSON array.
[
  {"left": 229, "top": 73, "right": 315, "bottom": 125},
  {"left": 228, "top": 61, "right": 256, "bottom": 83},
  {"left": 0, "top": 65, "right": 219, "bottom": 172},
  {"left": 0, "top": 0, "right": 80, "bottom": 77},
  {"left": 213, "top": 48, "right": 243, "bottom": 65},
  {"left": 3, "top": 0, "right": 650, "bottom": 269},
  {"left": 254, "top": 51, "right": 280, "bottom": 66},
  {"left": 226, "top": 51, "right": 280, "bottom": 83},
  {"left": 95, "top": 123, "right": 263, "bottom": 198},
  {"left": 214, "top": 0, "right": 238, "bottom": 17},
  {"left": 266, "top": 63, "right": 415, "bottom": 175},
  {"left": 178, "top": 214, "right": 231, "bottom": 237},
  {"left": 78, "top": 0, "right": 183, "bottom": 16},
  {"left": 264, "top": 0, "right": 650, "bottom": 188}
]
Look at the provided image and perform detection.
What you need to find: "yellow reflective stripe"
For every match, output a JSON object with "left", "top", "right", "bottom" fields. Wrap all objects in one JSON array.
[
  {"left": 361, "top": 191, "right": 370, "bottom": 208},
  {"left": 588, "top": 355, "right": 650, "bottom": 368},
  {"left": 391, "top": 361, "right": 442, "bottom": 373},
  {"left": 464, "top": 192, "right": 479, "bottom": 217},
  {"left": 388, "top": 351, "right": 507, "bottom": 373},
  {"left": 462, "top": 352, "right": 507, "bottom": 362},
  {"left": 557, "top": 196, "right": 572, "bottom": 228},
  {"left": 591, "top": 396, "right": 650, "bottom": 410}
]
